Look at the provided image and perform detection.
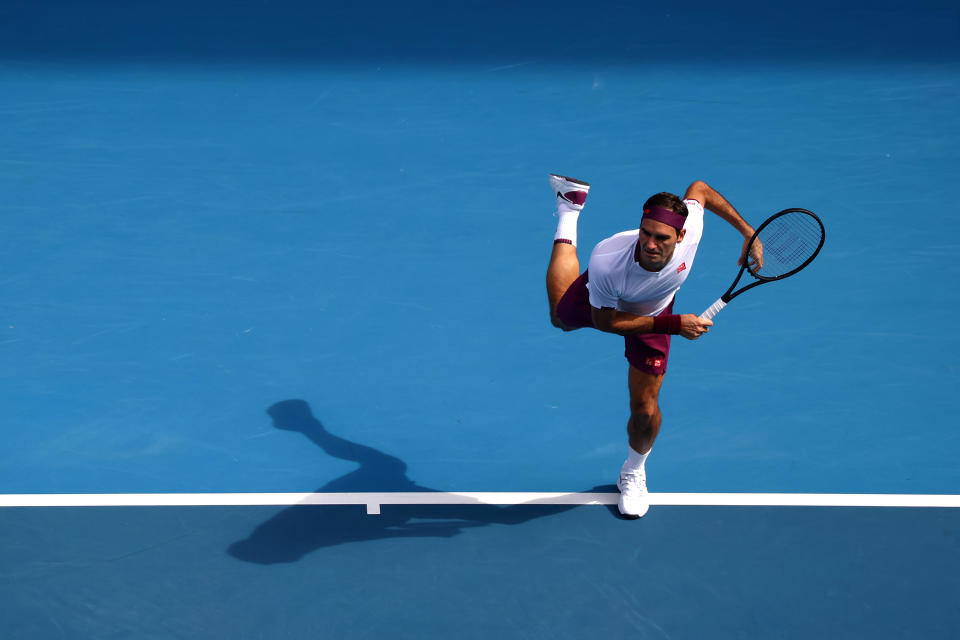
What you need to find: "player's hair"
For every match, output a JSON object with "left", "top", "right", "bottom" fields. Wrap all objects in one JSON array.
[{"left": 643, "top": 192, "right": 688, "bottom": 219}]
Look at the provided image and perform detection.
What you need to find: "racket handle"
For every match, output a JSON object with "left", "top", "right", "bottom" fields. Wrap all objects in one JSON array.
[{"left": 699, "top": 298, "right": 726, "bottom": 321}]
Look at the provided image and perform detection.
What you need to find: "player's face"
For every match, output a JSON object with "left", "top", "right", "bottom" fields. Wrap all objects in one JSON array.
[{"left": 637, "top": 219, "right": 685, "bottom": 271}]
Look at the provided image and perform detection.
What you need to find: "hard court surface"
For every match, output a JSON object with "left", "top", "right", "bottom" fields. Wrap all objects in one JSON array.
[{"left": 1, "top": 2, "right": 958, "bottom": 638}]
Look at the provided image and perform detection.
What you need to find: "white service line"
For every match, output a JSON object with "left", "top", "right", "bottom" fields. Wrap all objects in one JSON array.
[{"left": 1, "top": 492, "right": 958, "bottom": 514}]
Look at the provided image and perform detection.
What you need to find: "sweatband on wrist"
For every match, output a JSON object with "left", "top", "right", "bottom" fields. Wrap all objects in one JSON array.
[{"left": 652, "top": 314, "right": 682, "bottom": 334}]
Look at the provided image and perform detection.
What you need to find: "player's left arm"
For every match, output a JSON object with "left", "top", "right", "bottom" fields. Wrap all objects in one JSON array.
[{"left": 684, "top": 181, "right": 762, "bottom": 268}]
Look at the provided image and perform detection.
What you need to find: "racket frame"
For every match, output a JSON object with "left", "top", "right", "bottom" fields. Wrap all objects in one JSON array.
[{"left": 700, "top": 208, "right": 825, "bottom": 320}]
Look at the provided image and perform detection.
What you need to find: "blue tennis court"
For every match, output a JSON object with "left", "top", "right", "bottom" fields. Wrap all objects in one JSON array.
[{"left": 2, "top": 1, "right": 959, "bottom": 637}]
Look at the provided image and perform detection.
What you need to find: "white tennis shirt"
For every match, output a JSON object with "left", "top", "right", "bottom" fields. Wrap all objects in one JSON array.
[{"left": 587, "top": 198, "right": 705, "bottom": 316}]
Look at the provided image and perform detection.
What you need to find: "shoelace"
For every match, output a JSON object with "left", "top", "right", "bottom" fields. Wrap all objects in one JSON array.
[{"left": 620, "top": 471, "right": 647, "bottom": 494}]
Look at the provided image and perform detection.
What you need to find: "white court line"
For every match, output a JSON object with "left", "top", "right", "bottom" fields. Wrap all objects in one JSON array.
[{"left": 1, "top": 492, "right": 958, "bottom": 515}]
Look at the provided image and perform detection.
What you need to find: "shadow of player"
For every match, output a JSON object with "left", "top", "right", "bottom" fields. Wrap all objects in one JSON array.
[{"left": 228, "top": 399, "right": 616, "bottom": 564}]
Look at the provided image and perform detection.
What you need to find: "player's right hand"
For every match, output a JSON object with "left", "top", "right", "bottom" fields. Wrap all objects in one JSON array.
[{"left": 679, "top": 314, "right": 712, "bottom": 340}]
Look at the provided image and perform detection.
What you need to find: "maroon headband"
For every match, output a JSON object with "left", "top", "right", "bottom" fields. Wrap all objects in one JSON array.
[{"left": 642, "top": 205, "right": 686, "bottom": 232}]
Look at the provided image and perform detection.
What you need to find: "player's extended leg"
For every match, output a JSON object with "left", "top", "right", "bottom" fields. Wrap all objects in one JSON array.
[
  {"left": 545, "top": 174, "right": 590, "bottom": 329},
  {"left": 626, "top": 366, "right": 664, "bottom": 455},
  {"left": 617, "top": 365, "right": 665, "bottom": 519}
]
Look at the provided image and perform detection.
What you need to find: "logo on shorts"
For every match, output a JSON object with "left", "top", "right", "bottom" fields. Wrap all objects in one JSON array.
[
  {"left": 677, "top": 262, "right": 687, "bottom": 274},
  {"left": 645, "top": 357, "right": 664, "bottom": 368}
]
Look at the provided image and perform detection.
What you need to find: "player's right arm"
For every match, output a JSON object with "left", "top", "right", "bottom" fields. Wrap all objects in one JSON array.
[
  {"left": 591, "top": 306, "right": 711, "bottom": 340},
  {"left": 684, "top": 180, "right": 762, "bottom": 268}
]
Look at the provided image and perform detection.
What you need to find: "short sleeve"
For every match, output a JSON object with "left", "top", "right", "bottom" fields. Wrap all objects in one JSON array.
[
  {"left": 682, "top": 198, "right": 705, "bottom": 243},
  {"left": 586, "top": 248, "right": 621, "bottom": 309}
]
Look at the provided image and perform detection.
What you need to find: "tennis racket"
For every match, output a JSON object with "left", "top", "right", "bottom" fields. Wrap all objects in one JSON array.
[{"left": 700, "top": 208, "right": 825, "bottom": 321}]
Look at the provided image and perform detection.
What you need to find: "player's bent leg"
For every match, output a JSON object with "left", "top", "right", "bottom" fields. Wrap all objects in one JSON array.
[
  {"left": 547, "top": 241, "right": 581, "bottom": 328},
  {"left": 546, "top": 174, "right": 590, "bottom": 329},
  {"left": 551, "top": 271, "right": 594, "bottom": 332}
]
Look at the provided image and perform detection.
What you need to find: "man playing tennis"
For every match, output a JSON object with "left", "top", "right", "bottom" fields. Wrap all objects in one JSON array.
[{"left": 545, "top": 175, "right": 760, "bottom": 518}]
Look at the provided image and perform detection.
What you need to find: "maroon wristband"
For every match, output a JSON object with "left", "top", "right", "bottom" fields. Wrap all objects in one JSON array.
[{"left": 652, "top": 314, "right": 683, "bottom": 335}]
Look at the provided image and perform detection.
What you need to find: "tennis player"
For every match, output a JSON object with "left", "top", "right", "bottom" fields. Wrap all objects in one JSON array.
[{"left": 545, "top": 175, "right": 759, "bottom": 518}]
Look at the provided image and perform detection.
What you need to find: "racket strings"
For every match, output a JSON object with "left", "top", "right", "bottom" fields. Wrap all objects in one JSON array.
[{"left": 750, "top": 212, "right": 823, "bottom": 279}]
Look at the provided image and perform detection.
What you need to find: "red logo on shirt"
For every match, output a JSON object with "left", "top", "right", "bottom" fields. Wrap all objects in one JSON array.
[
  {"left": 645, "top": 357, "right": 664, "bottom": 368},
  {"left": 677, "top": 262, "right": 687, "bottom": 274}
]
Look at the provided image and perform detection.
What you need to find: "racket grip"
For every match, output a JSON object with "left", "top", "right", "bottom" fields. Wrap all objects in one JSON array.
[{"left": 699, "top": 298, "right": 726, "bottom": 321}]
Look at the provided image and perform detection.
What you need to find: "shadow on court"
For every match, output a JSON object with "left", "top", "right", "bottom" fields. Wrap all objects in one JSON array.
[{"left": 228, "top": 400, "right": 616, "bottom": 564}]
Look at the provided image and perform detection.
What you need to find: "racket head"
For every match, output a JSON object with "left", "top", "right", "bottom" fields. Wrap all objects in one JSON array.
[{"left": 746, "top": 208, "right": 825, "bottom": 281}]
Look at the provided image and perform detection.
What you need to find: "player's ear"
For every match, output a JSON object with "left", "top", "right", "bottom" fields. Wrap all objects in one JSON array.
[{"left": 676, "top": 229, "right": 686, "bottom": 243}]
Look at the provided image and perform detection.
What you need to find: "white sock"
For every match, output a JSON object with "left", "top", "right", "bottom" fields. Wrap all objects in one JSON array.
[
  {"left": 554, "top": 210, "right": 580, "bottom": 247},
  {"left": 621, "top": 445, "right": 649, "bottom": 474}
]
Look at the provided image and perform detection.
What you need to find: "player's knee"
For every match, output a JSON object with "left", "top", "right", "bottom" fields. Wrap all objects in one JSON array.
[
  {"left": 629, "top": 397, "right": 659, "bottom": 423},
  {"left": 550, "top": 312, "right": 575, "bottom": 332}
]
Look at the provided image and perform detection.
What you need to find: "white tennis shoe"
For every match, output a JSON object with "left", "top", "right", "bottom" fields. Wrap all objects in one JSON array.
[
  {"left": 617, "top": 468, "right": 649, "bottom": 519},
  {"left": 549, "top": 174, "right": 590, "bottom": 211}
]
